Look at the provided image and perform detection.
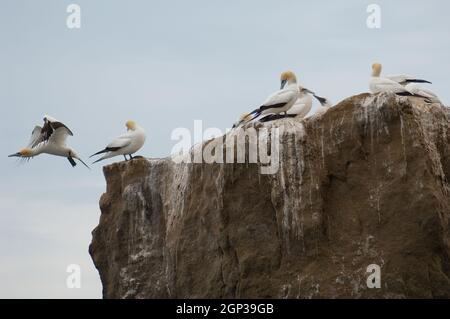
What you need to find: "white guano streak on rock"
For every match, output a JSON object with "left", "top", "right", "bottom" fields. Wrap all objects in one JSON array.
[{"left": 269, "top": 119, "right": 307, "bottom": 255}]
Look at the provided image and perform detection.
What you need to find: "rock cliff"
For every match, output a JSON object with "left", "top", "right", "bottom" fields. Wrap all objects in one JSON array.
[{"left": 89, "top": 93, "right": 450, "bottom": 298}]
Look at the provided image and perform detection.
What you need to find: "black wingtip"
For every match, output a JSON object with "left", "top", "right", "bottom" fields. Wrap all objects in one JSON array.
[
  {"left": 90, "top": 149, "right": 106, "bottom": 158},
  {"left": 396, "top": 92, "right": 414, "bottom": 97},
  {"left": 92, "top": 158, "right": 103, "bottom": 164},
  {"left": 407, "top": 79, "right": 432, "bottom": 84},
  {"left": 259, "top": 114, "right": 295, "bottom": 123},
  {"left": 396, "top": 91, "right": 431, "bottom": 101}
]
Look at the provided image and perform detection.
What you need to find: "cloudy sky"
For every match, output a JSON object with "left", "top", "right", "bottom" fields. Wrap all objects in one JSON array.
[{"left": 0, "top": 0, "right": 448, "bottom": 298}]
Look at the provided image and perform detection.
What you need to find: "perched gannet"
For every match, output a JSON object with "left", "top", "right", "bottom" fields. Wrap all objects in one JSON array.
[
  {"left": 288, "top": 87, "right": 314, "bottom": 118},
  {"left": 8, "top": 121, "right": 89, "bottom": 168},
  {"left": 90, "top": 120, "right": 146, "bottom": 164},
  {"left": 260, "top": 86, "right": 313, "bottom": 122},
  {"left": 405, "top": 83, "right": 442, "bottom": 104},
  {"left": 313, "top": 94, "right": 333, "bottom": 115},
  {"left": 370, "top": 63, "right": 429, "bottom": 99},
  {"left": 245, "top": 71, "right": 300, "bottom": 123}
]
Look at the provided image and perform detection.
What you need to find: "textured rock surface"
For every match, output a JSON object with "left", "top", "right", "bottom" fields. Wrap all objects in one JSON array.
[{"left": 90, "top": 93, "right": 450, "bottom": 298}]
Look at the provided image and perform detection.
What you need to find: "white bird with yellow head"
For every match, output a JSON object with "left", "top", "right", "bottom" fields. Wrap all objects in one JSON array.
[
  {"left": 90, "top": 120, "right": 146, "bottom": 164},
  {"left": 370, "top": 62, "right": 431, "bottom": 101},
  {"left": 8, "top": 116, "right": 89, "bottom": 169},
  {"left": 244, "top": 70, "right": 300, "bottom": 123}
]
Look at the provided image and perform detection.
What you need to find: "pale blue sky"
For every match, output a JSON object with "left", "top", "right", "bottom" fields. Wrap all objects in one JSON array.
[{"left": 0, "top": 0, "right": 448, "bottom": 298}]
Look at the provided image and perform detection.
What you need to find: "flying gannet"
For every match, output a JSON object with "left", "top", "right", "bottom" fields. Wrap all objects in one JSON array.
[
  {"left": 8, "top": 119, "right": 89, "bottom": 168},
  {"left": 259, "top": 86, "right": 313, "bottom": 122},
  {"left": 90, "top": 120, "right": 146, "bottom": 164},
  {"left": 369, "top": 63, "right": 430, "bottom": 100},
  {"left": 244, "top": 70, "right": 300, "bottom": 123}
]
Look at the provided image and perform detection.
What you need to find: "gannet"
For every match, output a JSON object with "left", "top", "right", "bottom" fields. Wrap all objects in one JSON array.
[
  {"left": 245, "top": 71, "right": 300, "bottom": 123},
  {"left": 260, "top": 86, "right": 313, "bottom": 122},
  {"left": 8, "top": 122, "right": 89, "bottom": 168},
  {"left": 370, "top": 63, "right": 429, "bottom": 99},
  {"left": 405, "top": 83, "right": 442, "bottom": 104},
  {"left": 90, "top": 120, "right": 146, "bottom": 164},
  {"left": 288, "top": 86, "right": 314, "bottom": 118}
]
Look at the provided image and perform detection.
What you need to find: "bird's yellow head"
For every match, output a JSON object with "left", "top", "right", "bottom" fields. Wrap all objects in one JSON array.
[
  {"left": 8, "top": 148, "right": 33, "bottom": 158},
  {"left": 280, "top": 70, "right": 297, "bottom": 89},
  {"left": 372, "top": 63, "right": 382, "bottom": 77},
  {"left": 126, "top": 120, "right": 137, "bottom": 131}
]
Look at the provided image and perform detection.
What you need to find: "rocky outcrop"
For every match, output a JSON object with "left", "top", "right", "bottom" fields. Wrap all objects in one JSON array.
[{"left": 89, "top": 93, "right": 450, "bottom": 298}]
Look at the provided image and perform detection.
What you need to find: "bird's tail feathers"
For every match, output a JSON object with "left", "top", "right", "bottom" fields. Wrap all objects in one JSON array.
[
  {"left": 92, "top": 156, "right": 105, "bottom": 164},
  {"left": 76, "top": 156, "right": 90, "bottom": 169},
  {"left": 92, "top": 153, "right": 112, "bottom": 164},
  {"left": 245, "top": 109, "right": 261, "bottom": 123},
  {"left": 90, "top": 148, "right": 108, "bottom": 158},
  {"left": 313, "top": 94, "right": 327, "bottom": 106}
]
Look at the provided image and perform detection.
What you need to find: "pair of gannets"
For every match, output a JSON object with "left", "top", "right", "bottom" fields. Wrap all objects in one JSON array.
[
  {"left": 369, "top": 63, "right": 442, "bottom": 103},
  {"left": 233, "top": 71, "right": 332, "bottom": 126},
  {"left": 8, "top": 117, "right": 146, "bottom": 167}
]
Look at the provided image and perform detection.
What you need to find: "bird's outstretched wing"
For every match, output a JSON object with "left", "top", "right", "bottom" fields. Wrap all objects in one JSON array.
[
  {"left": 27, "top": 125, "right": 45, "bottom": 148},
  {"left": 41, "top": 119, "right": 73, "bottom": 142},
  {"left": 48, "top": 126, "right": 73, "bottom": 146}
]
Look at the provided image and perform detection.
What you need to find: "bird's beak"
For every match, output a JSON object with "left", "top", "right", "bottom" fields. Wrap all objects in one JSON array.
[
  {"left": 280, "top": 79, "right": 287, "bottom": 89},
  {"left": 8, "top": 152, "right": 21, "bottom": 158}
]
